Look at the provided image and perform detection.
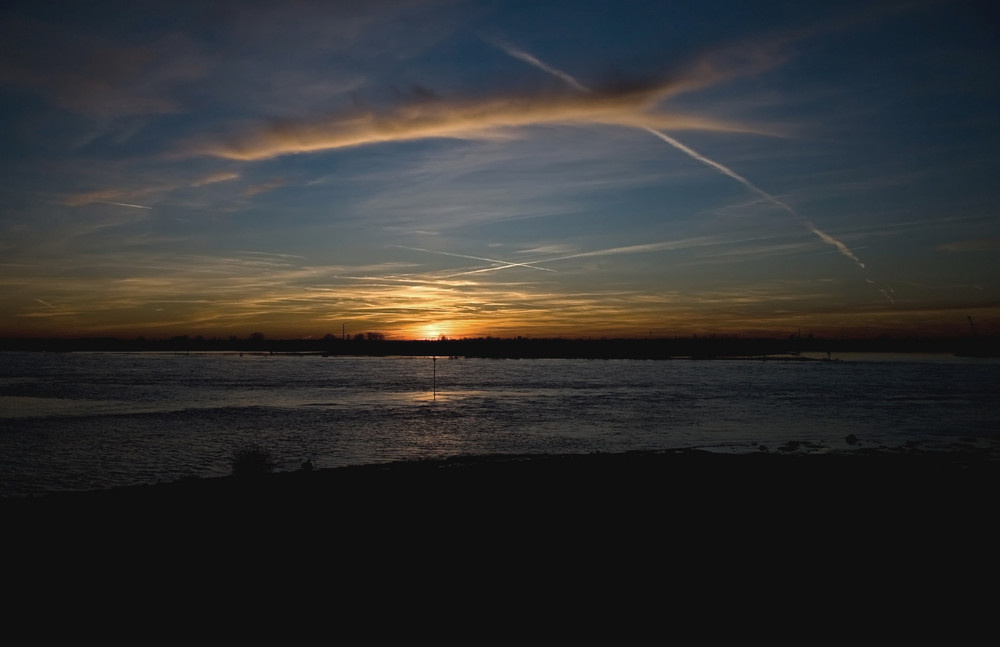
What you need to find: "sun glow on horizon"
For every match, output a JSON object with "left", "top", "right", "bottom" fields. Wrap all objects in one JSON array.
[
  {"left": 0, "top": 3, "right": 996, "bottom": 342},
  {"left": 416, "top": 322, "right": 452, "bottom": 340}
]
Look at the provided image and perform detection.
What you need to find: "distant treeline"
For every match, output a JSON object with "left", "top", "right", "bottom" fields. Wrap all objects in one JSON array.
[{"left": 1, "top": 334, "right": 995, "bottom": 358}]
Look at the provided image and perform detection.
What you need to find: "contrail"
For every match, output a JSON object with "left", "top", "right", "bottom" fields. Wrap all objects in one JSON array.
[
  {"left": 443, "top": 238, "right": 719, "bottom": 277},
  {"left": 639, "top": 126, "right": 867, "bottom": 271},
  {"left": 486, "top": 37, "right": 590, "bottom": 93},
  {"left": 34, "top": 298, "right": 56, "bottom": 308},
  {"left": 443, "top": 264, "right": 547, "bottom": 278},
  {"left": 492, "top": 40, "right": 889, "bottom": 299},
  {"left": 395, "top": 245, "right": 557, "bottom": 273},
  {"left": 99, "top": 201, "right": 152, "bottom": 210},
  {"left": 404, "top": 240, "right": 696, "bottom": 278}
]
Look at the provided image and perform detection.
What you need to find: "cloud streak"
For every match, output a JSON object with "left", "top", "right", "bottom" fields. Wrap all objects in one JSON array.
[
  {"left": 491, "top": 39, "right": 891, "bottom": 301},
  {"left": 187, "top": 43, "right": 785, "bottom": 161},
  {"left": 486, "top": 37, "right": 590, "bottom": 93},
  {"left": 438, "top": 237, "right": 723, "bottom": 277},
  {"left": 98, "top": 201, "right": 152, "bottom": 210},
  {"left": 640, "top": 126, "right": 867, "bottom": 271},
  {"left": 396, "top": 245, "right": 556, "bottom": 274},
  {"left": 191, "top": 172, "right": 240, "bottom": 187}
]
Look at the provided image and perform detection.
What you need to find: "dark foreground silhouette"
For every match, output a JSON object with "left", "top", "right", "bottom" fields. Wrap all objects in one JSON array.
[
  {"left": 4, "top": 448, "right": 996, "bottom": 630},
  {"left": 6, "top": 448, "right": 996, "bottom": 537}
]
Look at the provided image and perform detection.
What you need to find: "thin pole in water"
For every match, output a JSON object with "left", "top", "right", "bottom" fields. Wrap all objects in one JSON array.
[{"left": 433, "top": 356, "right": 437, "bottom": 401}]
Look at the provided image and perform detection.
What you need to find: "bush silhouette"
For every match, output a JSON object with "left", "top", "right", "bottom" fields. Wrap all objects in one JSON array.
[{"left": 231, "top": 443, "right": 275, "bottom": 477}]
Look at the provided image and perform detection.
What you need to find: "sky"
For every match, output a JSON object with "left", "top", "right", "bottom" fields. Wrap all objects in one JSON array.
[{"left": 1, "top": 0, "right": 998, "bottom": 340}]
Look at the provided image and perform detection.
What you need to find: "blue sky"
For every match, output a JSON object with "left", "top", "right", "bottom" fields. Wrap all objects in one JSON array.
[{"left": 1, "top": 0, "right": 998, "bottom": 339}]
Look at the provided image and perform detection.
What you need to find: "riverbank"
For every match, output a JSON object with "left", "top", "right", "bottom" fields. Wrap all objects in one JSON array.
[
  {"left": 6, "top": 447, "right": 996, "bottom": 532},
  {"left": 4, "top": 334, "right": 996, "bottom": 357},
  {"left": 4, "top": 447, "right": 997, "bottom": 618}
]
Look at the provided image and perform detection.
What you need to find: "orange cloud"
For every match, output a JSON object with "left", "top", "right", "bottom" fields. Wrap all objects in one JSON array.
[
  {"left": 190, "top": 171, "right": 240, "bottom": 187},
  {"left": 187, "top": 45, "right": 788, "bottom": 161}
]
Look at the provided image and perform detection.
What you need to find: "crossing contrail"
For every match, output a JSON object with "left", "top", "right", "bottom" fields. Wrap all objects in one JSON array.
[
  {"left": 491, "top": 40, "right": 892, "bottom": 301},
  {"left": 395, "top": 245, "right": 557, "bottom": 274},
  {"left": 442, "top": 237, "right": 719, "bottom": 277},
  {"left": 405, "top": 240, "right": 711, "bottom": 278}
]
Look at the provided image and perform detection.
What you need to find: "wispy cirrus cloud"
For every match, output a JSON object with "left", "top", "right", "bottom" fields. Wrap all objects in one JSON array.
[
  {"left": 489, "top": 38, "right": 899, "bottom": 304},
  {"left": 184, "top": 40, "right": 787, "bottom": 161},
  {"left": 62, "top": 168, "right": 241, "bottom": 209},
  {"left": 189, "top": 94, "right": 775, "bottom": 162},
  {"left": 64, "top": 188, "right": 154, "bottom": 208},
  {"left": 190, "top": 172, "right": 241, "bottom": 187},
  {"left": 938, "top": 238, "right": 1000, "bottom": 253},
  {"left": 0, "top": 17, "right": 206, "bottom": 123},
  {"left": 241, "top": 178, "right": 287, "bottom": 197},
  {"left": 401, "top": 236, "right": 727, "bottom": 279}
]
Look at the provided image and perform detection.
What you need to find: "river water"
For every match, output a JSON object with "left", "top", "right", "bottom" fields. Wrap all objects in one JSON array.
[{"left": 1, "top": 351, "right": 997, "bottom": 497}]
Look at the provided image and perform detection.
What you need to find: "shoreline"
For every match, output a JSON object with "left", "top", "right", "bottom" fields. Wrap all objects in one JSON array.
[
  {"left": 4, "top": 334, "right": 997, "bottom": 358},
  {"left": 6, "top": 446, "right": 998, "bottom": 595},
  {"left": 6, "top": 446, "right": 997, "bottom": 517}
]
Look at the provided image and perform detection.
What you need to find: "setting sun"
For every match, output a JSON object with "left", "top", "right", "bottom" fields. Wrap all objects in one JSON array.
[{"left": 418, "top": 323, "right": 449, "bottom": 340}]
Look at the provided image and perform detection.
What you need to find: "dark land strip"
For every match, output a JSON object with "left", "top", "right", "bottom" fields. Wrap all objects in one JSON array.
[
  {"left": 5, "top": 448, "right": 997, "bottom": 533},
  {"left": 4, "top": 448, "right": 997, "bottom": 620},
  {"left": 3, "top": 334, "right": 998, "bottom": 357}
]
